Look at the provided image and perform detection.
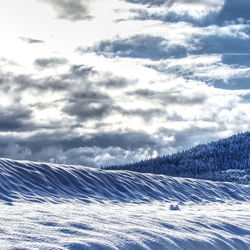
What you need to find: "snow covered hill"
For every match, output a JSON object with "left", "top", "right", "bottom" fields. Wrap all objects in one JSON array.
[
  {"left": 104, "top": 132, "right": 250, "bottom": 184},
  {"left": 0, "top": 158, "right": 249, "bottom": 249},
  {"left": 0, "top": 158, "right": 249, "bottom": 204}
]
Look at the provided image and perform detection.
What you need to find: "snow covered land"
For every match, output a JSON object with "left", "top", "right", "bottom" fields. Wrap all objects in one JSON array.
[{"left": 0, "top": 158, "right": 249, "bottom": 249}]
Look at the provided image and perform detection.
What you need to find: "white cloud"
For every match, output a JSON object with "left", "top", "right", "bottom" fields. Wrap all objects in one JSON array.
[
  {"left": 0, "top": 0, "right": 249, "bottom": 166},
  {"left": 125, "top": 0, "right": 225, "bottom": 21},
  {"left": 168, "top": 0, "right": 225, "bottom": 19}
]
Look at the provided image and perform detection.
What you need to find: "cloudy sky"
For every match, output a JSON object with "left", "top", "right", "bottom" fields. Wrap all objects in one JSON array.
[{"left": 0, "top": 0, "right": 249, "bottom": 167}]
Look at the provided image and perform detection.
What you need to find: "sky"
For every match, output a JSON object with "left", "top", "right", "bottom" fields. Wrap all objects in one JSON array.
[{"left": 0, "top": 0, "right": 249, "bottom": 167}]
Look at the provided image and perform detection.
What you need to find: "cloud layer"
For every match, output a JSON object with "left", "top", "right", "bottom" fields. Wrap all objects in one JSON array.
[
  {"left": 0, "top": 0, "right": 249, "bottom": 166},
  {"left": 40, "top": 0, "right": 93, "bottom": 21}
]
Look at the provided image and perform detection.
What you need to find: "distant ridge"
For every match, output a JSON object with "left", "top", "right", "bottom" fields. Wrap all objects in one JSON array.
[{"left": 103, "top": 132, "right": 250, "bottom": 184}]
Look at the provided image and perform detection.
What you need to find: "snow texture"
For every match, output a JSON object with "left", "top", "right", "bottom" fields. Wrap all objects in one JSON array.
[{"left": 0, "top": 158, "right": 249, "bottom": 249}]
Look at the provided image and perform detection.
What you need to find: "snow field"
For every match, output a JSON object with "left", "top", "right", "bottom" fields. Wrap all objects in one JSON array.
[{"left": 0, "top": 158, "right": 249, "bottom": 249}]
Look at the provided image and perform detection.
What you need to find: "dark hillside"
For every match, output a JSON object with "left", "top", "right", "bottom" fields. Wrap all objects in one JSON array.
[{"left": 103, "top": 132, "right": 250, "bottom": 183}]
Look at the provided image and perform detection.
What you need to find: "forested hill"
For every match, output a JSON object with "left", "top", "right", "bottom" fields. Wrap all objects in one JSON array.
[{"left": 103, "top": 132, "right": 250, "bottom": 184}]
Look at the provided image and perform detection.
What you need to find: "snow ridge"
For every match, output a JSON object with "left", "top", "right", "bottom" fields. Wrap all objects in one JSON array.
[
  {"left": 0, "top": 158, "right": 249, "bottom": 204},
  {"left": 0, "top": 158, "right": 250, "bottom": 249}
]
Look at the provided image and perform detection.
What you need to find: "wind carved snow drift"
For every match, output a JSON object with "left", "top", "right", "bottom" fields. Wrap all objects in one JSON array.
[{"left": 0, "top": 147, "right": 249, "bottom": 248}]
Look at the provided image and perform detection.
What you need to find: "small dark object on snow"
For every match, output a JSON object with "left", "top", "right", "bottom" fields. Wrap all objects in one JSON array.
[{"left": 169, "top": 204, "right": 180, "bottom": 211}]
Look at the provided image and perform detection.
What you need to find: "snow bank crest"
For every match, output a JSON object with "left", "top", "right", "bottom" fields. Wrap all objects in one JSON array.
[{"left": 0, "top": 158, "right": 249, "bottom": 204}]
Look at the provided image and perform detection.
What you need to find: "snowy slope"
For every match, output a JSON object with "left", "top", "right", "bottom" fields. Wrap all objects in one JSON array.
[{"left": 0, "top": 158, "right": 249, "bottom": 249}]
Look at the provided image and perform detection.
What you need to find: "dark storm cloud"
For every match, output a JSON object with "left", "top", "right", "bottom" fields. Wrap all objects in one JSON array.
[
  {"left": 68, "top": 64, "right": 95, "bottom": 78},
  {"left": 2, "top": 64, "right": 109, "bottom": 121},
  {"left": 82, "top": 131, "right": 157, "bottom": 150},
  {"left": 0, "top": 129, "right": 158, "bottom": 166},
  {"left": 0, "top": 72, "right": 36, "bottom": 94},
  {"left": 81, "top": 35, "right": 187, "bottom": 60},
  {"left": 14, "top": 125, "right": 231, "bottom": 167},
  {"left": 3, "top": 73, "right": 68, "bottom": 93},
  {"left": 64, "top": 102, "right": 112, "bottom": 121},
  {"left": 67, "top": 65, "right": 134, "bottom": 88},
  {"left": 61, "top": 64, "right": 134, "bottom": 90},
  {"left": 19, "top": 37, "right": 44, "bottom": 44},
  {"left": 63, "top": 90, "right": 113, "bottom": 121},
  {"left": 0, "top": 130, "right": 158, "bottom": 166},
  {"left": 0, "top": 64, "right": 93, "bottom": 93},
  {"left": 0, "top": 63, "right": 133, "bottom": 115},
  {"left": 0, "top": 122, "right": 245, "bottom": 167},
  {"left": 0, "top": 72, "right": 38, "bottom": 92},
  {"left": 0, "top": 107, "right": 33, "bottom": 132},
  {"left": 115, "top": 106, "right": 165, "bottom": 121},
  {"left": 14, "top": 74, "right": 71, "bottom": 92},
  {"left": 34, "top": 57, "right": 68, "bottom": 68},
  {"left": 40, "top": 0, "right": 92, "bottom": 21},
  {"left": 131, "top": 89, "right": 155, "bottom": 97},
  {"left": 97, "top": 75, "right": 133, "bottom": 89},
  {"left": 128, "top": 89, "right": 207, "bottom": 105},
  {"left": 18, "top": 130, "right": 157, "bottom": 152}
]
